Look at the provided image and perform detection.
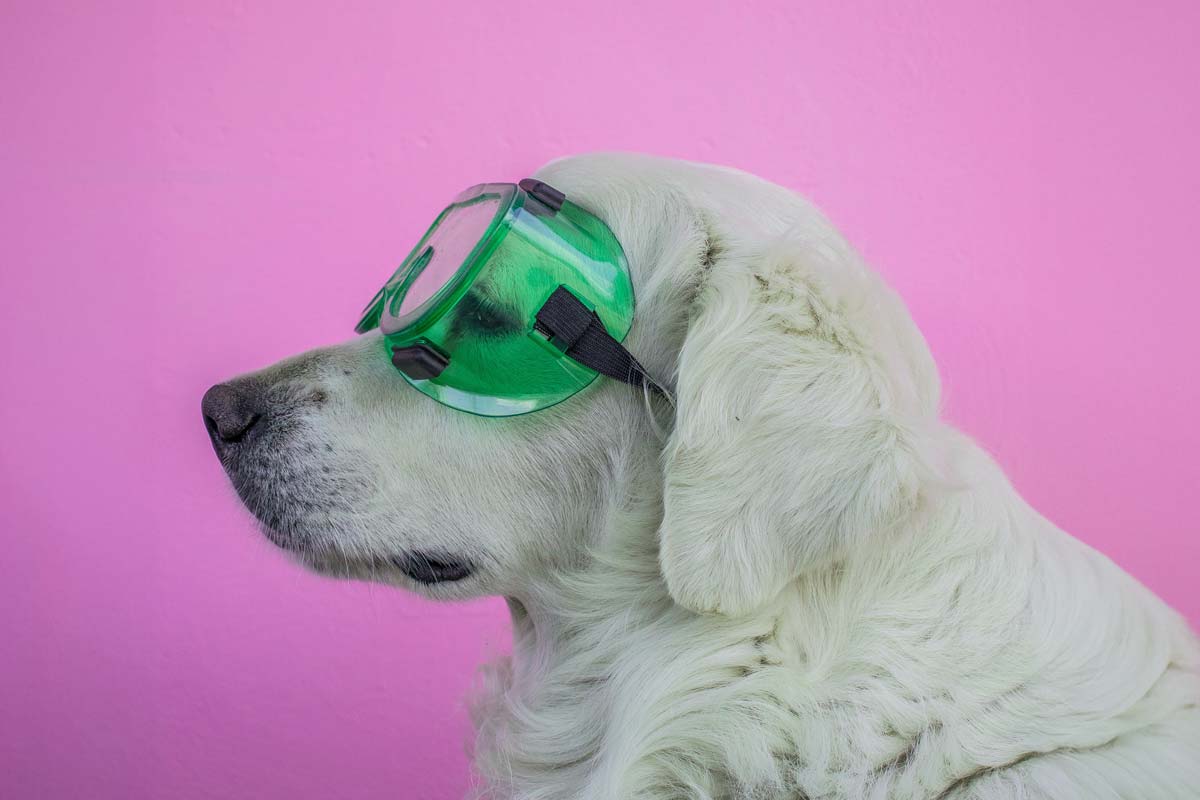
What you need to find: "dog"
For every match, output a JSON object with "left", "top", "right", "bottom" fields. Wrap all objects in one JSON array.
[{"left": 202, "top": 153, "right": 1200, "bottom": 798}]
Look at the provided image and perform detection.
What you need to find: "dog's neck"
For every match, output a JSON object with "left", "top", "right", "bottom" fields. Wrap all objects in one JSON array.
[
  {"left": 470, "top": 432, "right": 1056, "bottom": 799},
  {"left": 505, "top": 487, "right": 671, "bottom": 668}
]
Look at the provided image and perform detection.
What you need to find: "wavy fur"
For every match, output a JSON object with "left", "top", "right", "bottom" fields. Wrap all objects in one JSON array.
[{"left": 212, "top": 154, "right": 1200, "bottom": 799}]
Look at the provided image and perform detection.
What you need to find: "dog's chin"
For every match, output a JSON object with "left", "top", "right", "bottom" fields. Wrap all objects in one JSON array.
[
  {"left": 255, "top": 519, "right": 478, "bottom": 593},
  {"left": 227, "top": 469, "right": 480, "bottom": 594},
  {"left": 306, "top": 549, "right": 479, "bottom": 596}
]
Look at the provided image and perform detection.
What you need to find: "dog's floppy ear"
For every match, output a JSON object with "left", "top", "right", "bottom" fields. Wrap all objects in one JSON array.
[{"left": 658, "top": 232, "right": 941, "bottom": 616}]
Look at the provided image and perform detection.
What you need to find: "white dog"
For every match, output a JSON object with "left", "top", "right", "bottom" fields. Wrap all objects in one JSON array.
[{"left": 203, "top": 154, "right": 1200, "bottom": 799}]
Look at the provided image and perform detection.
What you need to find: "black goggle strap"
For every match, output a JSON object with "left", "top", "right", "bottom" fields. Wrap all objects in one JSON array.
[{"left": 534, "top": 285, "right": 672, "bottom": 401}]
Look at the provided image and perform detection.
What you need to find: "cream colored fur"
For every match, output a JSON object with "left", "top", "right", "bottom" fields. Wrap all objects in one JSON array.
[{"left": 213, "top": 154, "right": 1200, "bottom": 798}]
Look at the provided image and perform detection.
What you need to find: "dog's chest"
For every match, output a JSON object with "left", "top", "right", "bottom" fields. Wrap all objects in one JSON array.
[
  {"left": 587, "top": 617, "right": 950, "bottom": 797},
  {"left": 488, "top": 606, "right": 963, "bottom": 799}
]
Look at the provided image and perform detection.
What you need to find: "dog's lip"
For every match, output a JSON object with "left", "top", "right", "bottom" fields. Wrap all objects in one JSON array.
[{"left": 390, "top": 552, "right": 474, "bottom": 584}]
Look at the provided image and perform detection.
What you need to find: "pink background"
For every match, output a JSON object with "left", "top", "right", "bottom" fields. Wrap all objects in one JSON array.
[{"left": 3, "top": 2, "right": 1198, "bottom": 797}]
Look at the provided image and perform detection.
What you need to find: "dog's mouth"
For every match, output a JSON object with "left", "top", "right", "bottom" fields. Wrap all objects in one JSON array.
[
  {"left": 390, "top": 552, "right": 474, "bottom": 584},
  {"left": 295, "top": 544, "right": 476, "bottom": 586}
]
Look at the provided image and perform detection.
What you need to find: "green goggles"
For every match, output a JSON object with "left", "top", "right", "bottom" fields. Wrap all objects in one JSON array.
[{"left": 355, "top": 179, "right": 665, "bottom": 416}]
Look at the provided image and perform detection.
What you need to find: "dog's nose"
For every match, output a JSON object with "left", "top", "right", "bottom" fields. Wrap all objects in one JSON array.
[{"left": 202, "top": 382, "right": 262, "bottom": 445}]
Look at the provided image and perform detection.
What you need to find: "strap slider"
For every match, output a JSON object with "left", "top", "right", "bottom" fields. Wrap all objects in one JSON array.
[
  {"left": 533, "top": 286, "right": 595, "bottom": 351},
  {"left": 533, "top": 285, "right": 668, "bottom": 400}
]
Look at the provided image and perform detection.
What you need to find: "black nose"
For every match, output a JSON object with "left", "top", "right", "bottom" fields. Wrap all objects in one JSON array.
[{"left": 202, "top": 382, "right": 262, "bottom": 445}]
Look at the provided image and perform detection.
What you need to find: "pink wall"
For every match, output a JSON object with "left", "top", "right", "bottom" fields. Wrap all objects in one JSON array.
[{"left": 3, "top": 2, "right": 1197, "bottom": 797}]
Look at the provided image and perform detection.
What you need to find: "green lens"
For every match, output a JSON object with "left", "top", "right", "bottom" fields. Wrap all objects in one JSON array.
[
  {"left": 356, "top": 187, "right": 513, "bottom": 335},
  {"left": 362, "top": 182, "right": 634, "bottom": 416}
]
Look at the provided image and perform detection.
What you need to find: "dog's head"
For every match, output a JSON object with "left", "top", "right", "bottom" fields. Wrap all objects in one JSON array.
[{"left": 202, "top": 154, "right": 941, "bottom": 614}]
